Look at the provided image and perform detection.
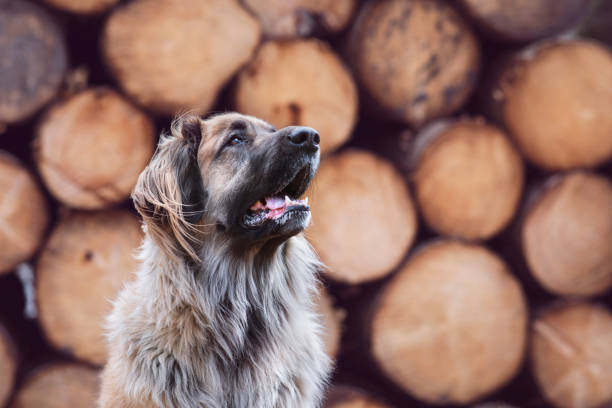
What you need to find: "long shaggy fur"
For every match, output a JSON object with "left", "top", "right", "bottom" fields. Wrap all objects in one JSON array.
[{"left": 99, "top": 113, "right": 331, "bottom": 408}]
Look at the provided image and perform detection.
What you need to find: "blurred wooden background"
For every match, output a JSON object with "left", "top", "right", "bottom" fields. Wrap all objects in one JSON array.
[{"left": 1, "top": 0, "right": 612, "bottom": 407}]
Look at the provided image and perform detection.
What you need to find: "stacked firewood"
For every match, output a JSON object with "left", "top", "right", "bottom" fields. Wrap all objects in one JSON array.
[{"left": 1, "top": 0, "right": 611, "bottom": 406}]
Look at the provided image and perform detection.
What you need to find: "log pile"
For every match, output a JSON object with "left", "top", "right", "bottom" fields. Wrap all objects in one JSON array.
[{"left": 0, "top": 0, "right": 611, "bottom": 406}]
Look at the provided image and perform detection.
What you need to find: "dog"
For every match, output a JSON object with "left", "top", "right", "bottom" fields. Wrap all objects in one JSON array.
[{"left": 99, "top": 112, "right": 331, "bottom": 407}]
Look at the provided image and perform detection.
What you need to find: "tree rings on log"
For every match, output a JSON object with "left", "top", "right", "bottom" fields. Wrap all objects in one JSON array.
[
  {"left": 306, "top": 149, "right": 417, "bottom": 284},
  {"left": 35, "top": 87, "right": 155, "bottom": 209},
  {"left": 0, "top": 152, "right": 49, "bottom": 274},
  {"left": 531, "top": 302, "right": 612, "bottom": 408},
  {"left": 0, "top": 0, "right": 68, "bottom": 124},
  {"left": 36, "top": 210, "right": 143, "bottom": 365},
  {"left": 411, "top": 118, "right": 523, "bottom": 241},
  {"left": 522, "top": 171, "right": 612, "bottom": 297},
  {"left": 235, "top": 39, "right": 358, "bottom": 154},
  {"left": 487, "top": 40, "right": 612, "bottom": 170},
  {"left": 103, "top": 0, "right": 260, "bottom": 115},
  {"left": 348, "top": 0, "right": 480, "bottom": 126},
  {"left": 371, "top": 240, "right": 527, "bottom": 404}
]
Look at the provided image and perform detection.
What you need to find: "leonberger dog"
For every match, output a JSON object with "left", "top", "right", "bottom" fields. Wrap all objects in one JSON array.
[{"left": 99, "top": 113, "right": 331, "bottom": 407}]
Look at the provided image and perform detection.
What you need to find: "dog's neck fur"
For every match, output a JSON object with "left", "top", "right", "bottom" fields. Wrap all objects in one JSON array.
[{"left": 104, "top": 231, "right": 330, "bottom": 408}]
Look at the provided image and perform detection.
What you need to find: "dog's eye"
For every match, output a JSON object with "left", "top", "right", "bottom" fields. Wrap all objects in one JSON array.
[{"left": 228, "top": 134, "right": 247, "bottom": 146}]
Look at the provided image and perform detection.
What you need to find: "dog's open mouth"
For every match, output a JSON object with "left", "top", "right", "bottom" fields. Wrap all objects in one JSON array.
[{"left": 242, "top": 165, "right": 311, "bottom": 229}]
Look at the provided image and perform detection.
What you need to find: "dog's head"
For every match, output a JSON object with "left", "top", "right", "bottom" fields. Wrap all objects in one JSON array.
[{"left": 132, "top": 112, "right": 320, "bottom": 258}]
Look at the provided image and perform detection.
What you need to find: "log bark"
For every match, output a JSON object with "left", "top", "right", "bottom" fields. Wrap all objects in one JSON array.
[
  {"left": 102, "top": 0, "right": 260, "bottom": 115},
  {"left": 0, "top": 152, "right": 49, "bottom": 274},
  {"left": 235, "top": 39, "right": 358, "bottom": 154},
  {"left": 371, "top": 240, "right": 527, "bottom": 404},
  {"left": 347, "top": 0, "right": 480, "bottom": 127},
  {"left": 459, "top": 0, "right": 588, "bottom": 43},
  {"left": 484, "top": 39, "right": 612, "bottom": 170},
  {"left": 36, "top": 210, "right": 143, "bottom": 366},
  {"left": 521, "top": 171, "right": 612, "bottom": 297},
  {"left": 42, "top": 0, "right": 119, "bottom": 14},
  {"left": 0, "top": 0, "right": 68, "bottom": 124},
  {"left": 316, "top": 288, "right": 343, "bottom": 359},
  {"left": 306, "top": 149, "right": 417, "bottom": 284},
  {"left": 34, "top": 87, "right": 155, "bottom": 209},
  {"left": 410, "top": 118, "right": 523, "bottom": 241},
  {"left": 243, "top": 0, "right": 356, "bottom": 38},
  {"left": 531, "top": 302, "right": 612, "bottom": 408},
  {"left": 324, "top": 385, "right": 390, "bottom": 408},
  {"left": 0, "top": 323, "right": 16, "bottom": 408},
  {"left": 11, "top": 363, "right": 100, "bottom": 408}
]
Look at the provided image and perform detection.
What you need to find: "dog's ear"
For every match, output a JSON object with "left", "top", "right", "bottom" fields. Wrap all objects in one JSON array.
[{"left": 132, "top": 115, "right": 208, "bottom": 260}]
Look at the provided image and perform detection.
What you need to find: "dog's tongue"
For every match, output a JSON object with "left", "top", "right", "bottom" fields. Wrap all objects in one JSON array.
[{"left": 265, "top": 196, "right": 285, "bottom": 210}]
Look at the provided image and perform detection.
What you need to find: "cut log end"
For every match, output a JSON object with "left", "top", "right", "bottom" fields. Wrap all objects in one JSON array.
[
  {"left": 243, "top": 0, "right": 356, "bottom": 38},
  {"left": 498, "top": 40, "right": 612, "bottom": 170},
  {"left": 412, "top": 118, "right": 523, "bottom": 241},
  {"left": 371, "top": 240, "right": 527, "bottom": 404},
  {"left": 531, "top": 302, "right": 612, "bottom": 408},
  {"left": 235, "top": 39, "right": 358, "bottom": 154},
  {"left": 0, "top": 324, "right": 16, "bottom": 407},
  {"left": 36, "top": 210, "right": 143, "bottom": 365},
  {"left": 348, "top": 0, "right": 480, "bottom": 126},
  {"left": 522, "top": 171, "right": 612, "bottom": 297},
  {"left": 0, "top": 152, "right": 49, "bottom": 274},
  {"left": 103, "top": 0, "right": 260, "bottom": 115},
  {"left": 42, "top": 0, "right": 119, "bottom": 14},
  {"left": 306, "top": 149, "right": 417, "bottom": 284},
  {"left": 11, "top": 363, "right": 100, "bottom": 408},
  {"left": 0, "top": 0, "right": 68, "bottom": 124},
  {"left": 459, "top": 0, "right": 588, "bottom": 43},
  {"left": 35, "top": 87, "right": 155, "bottom": 209}
]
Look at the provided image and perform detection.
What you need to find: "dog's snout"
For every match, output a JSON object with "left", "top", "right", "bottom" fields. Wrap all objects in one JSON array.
[{"left": 287, "top": 127, "right": 320, "bottom": 151}]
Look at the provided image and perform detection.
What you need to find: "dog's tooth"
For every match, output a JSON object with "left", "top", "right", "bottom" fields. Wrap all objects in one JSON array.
[
  {"left": 304, "top": 197, "right": 308, "bottom": 205},
  {"left": 285, "top": 195, "right": 291, "bottom": 206}
]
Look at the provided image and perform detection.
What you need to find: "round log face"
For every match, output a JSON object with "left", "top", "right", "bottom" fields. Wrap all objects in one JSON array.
[
  {"left": 12, "top": 363, "right": 100, "bottom": 408},
  {"left": 235, "top": 40, "right": 358, "bottom": 154},
  {"left": 460, "top": 0, "right": 587, "bottom": 43},
  {"left": 371, "top": 241, "right": 527, "bottom": 404},
  {"left": 36, "top": 210, "right": 143, "bottom": 366},
  {"left": 522, "top": 172, "right": 612, "bottom": 297},
  {"left": 502, "top": 40, "right": 612, "bottom": 170},
  {"left": 0, "top": 324, "right": 16, "bottom": 408},
  {"left": 35, "top": 88, "right": 154, "bottom": 209},
  {"left": 243, "top": 0, "right": 356, "bottom": 38},
  {"left": 348, "top": 0, "right": 480, "bottom": 126},
  {"left": 531, "top": 303, "right": 612, "bottom": 408},
  {"left": 306, "top": 150, "right": 417, "bottom": 284},
  {"left": 412, "top": 119, "right": 523, "bottom": 240},
  {"left": 0, "top": 152, "right": 49, "bottom": 274},
  {"left": 0, "top": 0, "right": 67, "bottom": 124},
  {"left": 103, "top": 0, "right": 260, "bottom": 115},
  {"left": 42, "top": 0, "right": 119, "bottom": 14}
]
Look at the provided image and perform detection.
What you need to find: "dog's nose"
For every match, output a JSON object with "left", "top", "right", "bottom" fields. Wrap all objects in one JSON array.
[{"left": 287, "top": 127, "right": 320, "bottom": 151}]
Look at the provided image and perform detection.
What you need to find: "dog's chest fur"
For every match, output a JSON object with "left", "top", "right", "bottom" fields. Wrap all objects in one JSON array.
[{"left": 100, "top": 235, "right": 330, "bottom": 408}]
